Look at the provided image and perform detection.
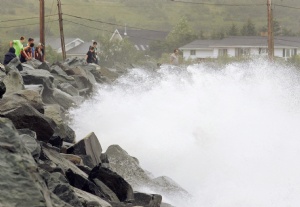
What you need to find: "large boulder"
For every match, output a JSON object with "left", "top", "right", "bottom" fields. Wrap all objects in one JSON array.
[
  {"left": 45, "top": 171, "right": 84, "bottom": 207},
  {"left": 0, "top": 118, "right": 54, "bottom": 207},
  {"left": 105, "top": 145, "right": 190, "bottom": 201},
  {"left": 3, "top": 68, "right": 24, "bottom": 94},
  {"left": 73, "top": 188, "right": 112, "bottom": 207},
  {"left": 133, "top": 192, "right": 162, "bottom": 207},
  {"left": 41, "top": 146, "right": 88, "bottom": 178},
  {"left": 89, "top": 165, "right": 134, "bottom": 202},
  {"left": 19, "top": 132, "right": 41, "bottom": 159},
  {"left": 53, "top": 88, "right": 83, "bottom": 109},
  {"left": 0, "top": 97, "right": 55, "bottom": 142},
  {"left": 66, "top": 168, "right": 116, "bottom": 201},
  {"left": 58, "top": 82, "right": 79, "bottom": 96},
  {"left": 105, "top": 145, "right": 152, "bottom": 188},
  {"left": 20, "top": 68, "right": 55, "bottom": 104},
  {"left": 14, "top": 89, "right": 45, "bottom": 113},
  {"left": 43, "top": 104, "right": 75, "bottom": 143},
  {"left": 26, "top": 59, "right": 44, "bottom": 69},
  {"left": 67, "top": 132, "right": 102, "bottom": 167},
  {"left": 5, "top": 57, "right": 23, "bottom": 72}
]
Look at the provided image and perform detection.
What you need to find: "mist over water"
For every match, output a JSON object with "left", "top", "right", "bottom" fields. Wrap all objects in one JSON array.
[{"left": 70, "top": 59, "right": 300, "bottom": 207}]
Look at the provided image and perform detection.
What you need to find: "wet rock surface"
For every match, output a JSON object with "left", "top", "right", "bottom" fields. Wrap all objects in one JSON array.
[{"left": 0, "top": 57, "right": 184, "bottom": 207}]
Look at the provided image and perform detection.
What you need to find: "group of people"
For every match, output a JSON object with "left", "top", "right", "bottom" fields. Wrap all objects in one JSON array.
[
  {"left": 4, "top": 36, "right": 44, "bottom": 65},
  {"left": 85, "top": 41, "right": 99, "bottom": 64}
]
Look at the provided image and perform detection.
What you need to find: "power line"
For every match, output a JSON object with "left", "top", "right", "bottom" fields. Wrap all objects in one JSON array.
[
  {"left": 63, "top": 13, "right": 169, "bottom": 33},
  {"left": 273, "top": 3, "right": 300, "bottom": 10},
  {"left": 0, "top": 14, "right": 57, "bottom": 23},
  {"left": 170, "top": 0, "right": 265, "bottom": 6},
  {"left": 64, "top": 19, "right": 167, "bottom": 42},
  {"left": 0, "top": 19, "right": 58, "bottom": 29}
]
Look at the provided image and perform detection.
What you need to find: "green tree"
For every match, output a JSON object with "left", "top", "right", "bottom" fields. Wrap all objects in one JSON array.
[
  {"left": 241, "top": 19, "right": 257, "bottom": 36},
  {"left": 165, "top": 16, "right": 198, "bottom": 51},
  {"left": 273, "top": 19, "right": 281, "bottom": 36},
  {"left": 98, "top": 36, "right": 145, "bottom": 67},
  {"left": 45, "top": 46, "right": 63, "bottom": 64},
  {"left": 227, "top": 23, "right": 239, "bottom": 36}
]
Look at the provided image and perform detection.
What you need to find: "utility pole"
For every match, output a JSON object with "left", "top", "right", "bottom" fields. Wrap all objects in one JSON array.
[
  {"left": 267, "top": 0, "right": 274, "bottom": 61},
  {"left": 39, "top": 0, "right": 45, "bottom": 60},
  {"left": 57, "top": 0, "right": 66, "bottom": 60}
]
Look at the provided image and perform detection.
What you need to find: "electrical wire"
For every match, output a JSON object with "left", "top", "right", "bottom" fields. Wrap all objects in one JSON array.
[
  {"left": 64, "top": 19, "right": 167, "bottom": 42},
  {"left": 170, "top": 0, "right": 265, "bottom": 6},
  {"left": 64, "top": 13, "right": 169, "bottom": 33},
  {"left": 0, "top": 19, "right": 58, "bottom": 29},
  {"left": 0, "top": 14, "right": 57, "bottom": 23}
]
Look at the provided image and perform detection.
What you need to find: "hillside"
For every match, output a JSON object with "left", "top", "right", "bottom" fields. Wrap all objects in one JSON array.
[{"left": 0, "top": 0, "right": 300, "bottom": 42}]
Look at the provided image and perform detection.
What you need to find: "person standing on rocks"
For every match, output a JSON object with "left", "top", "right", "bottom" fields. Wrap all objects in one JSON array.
[
  {"left": 27, "top": 38, "right": 35, "bottom": 58},
  {"left": 20, "top": 43, "right": 34, "bottom": 63},
  {"left": 86, "top": 46, "right": 96, "bottom": 64},
  {"left": 3, "top": 47, "right": 16, "bottom": 65},
  {"left": 92, "top": 41, "right": 99, "bottom": 64},
  {"left": 170, "top": 48, "right": 179, "bottom": 66},
  {"left": 35, "top": 43, "right": 44, "bottom": 62},
  {"left": 9, "top": 36, "right": 25, "bottom": 57}
]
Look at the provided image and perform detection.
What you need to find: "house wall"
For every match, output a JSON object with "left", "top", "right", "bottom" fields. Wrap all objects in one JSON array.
[{"left": 182, "top": 49, "right": 214, "bottom": 60}]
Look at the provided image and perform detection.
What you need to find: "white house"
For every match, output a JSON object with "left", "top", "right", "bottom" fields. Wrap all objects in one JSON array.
[
  {"left": 180, "top": 36, "right": 300, "bottom": 60},
  {"left": 35, "top": 37, "right": 85, "bottom": 53},
  {"left": 110, "top": 28, "right": 168, "bottom": 51},
  {"left": 179, "top": 40, "right": 218, "bottom": 60}
]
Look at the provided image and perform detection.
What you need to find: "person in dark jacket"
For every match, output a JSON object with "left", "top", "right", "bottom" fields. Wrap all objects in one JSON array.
[{"left": 3, "top": 47, "right": 16, "bottom": 65}]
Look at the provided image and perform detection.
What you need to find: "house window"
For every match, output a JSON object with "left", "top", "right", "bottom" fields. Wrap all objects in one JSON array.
[
  {"left": 283, "top": 49, "right": 297, "bottom": 58},
  {"left": 190, "top": 50, "right": 196, "bottom": 55},
  {"left": 235, "top": 48, "right": 250, "bottom": 57},
  {"left": 218, "top": 49, "right": 227, "bottom": 56}
]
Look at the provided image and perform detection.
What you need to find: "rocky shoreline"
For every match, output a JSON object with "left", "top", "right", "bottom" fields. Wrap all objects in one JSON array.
[{"left": 0, "top": 57, "right": 189, "bottom": 207}]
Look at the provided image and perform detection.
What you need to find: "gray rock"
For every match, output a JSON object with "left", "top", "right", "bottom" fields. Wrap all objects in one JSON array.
[
  {"left": 38, "top": 62, "right": 51, "bottom": 71},
  {"left": 42, "top": 147, "right": 88, "bottom": 178},
  {"left": 66, "top": 168, "right": 114, "bottom": 201},
  {"left": 20, "top": 133, "right": 41, "bottom": 158},
  {"left": 53, "top": 88, "right": 77, "bottom": 109},
  {"left": 5, "top": 57, "right": 23, "bottom": 72},
  {"left": 20, "top": 68, "right": 55, "bottom": 104},
  {"left": 50, "top": 65, "right": 68, "bottom": 76},
  {"left": 89, "top": 165, "right": 134, "bottom": 202},
  {"left": 133, "top": 192, "right": 162, "bottom": 207},
  {"left": 58, "top": 82, "right": 79, "bottom": 96},
  {"left": 3, "top": 68, "right": 24, "bottom": 94},
  {"left": 46, "top": 172, "right": 84, "bottom": 207},
  {"left": 17, "top": 128, "right": 37, "bottom": 139},
  {"left": 92, "top": 178, "right": 120, "bottom": 202},
  {"left": 67, "top": 132, "right": 102, "bottom": 167},
  {"left": 26, "top": 59, "right": 44, "bottom": 69},
  {"left": 44, "top": 104, "right": 75, "bottom": 143},
  {"left": 14, "top": 89, "right": 45, "bottom": 113},
  {"left": 73, "top": 187, "right": 112, "bottom": 207},
  {"left": 0, "top": 97, "right": 55, "bottom": 142},
  {"left": 105, "top": 145, "right": 152, "bottom": 188},
  {"left": 0, "top": 118, "right": 54, "bottom": 207}
]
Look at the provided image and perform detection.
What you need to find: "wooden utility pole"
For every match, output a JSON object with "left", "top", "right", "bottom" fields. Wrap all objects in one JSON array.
[
  {"left": 39, "top": 0, "right": 45, "bottom": 60},
  {"left": 57, "top": 0, "right": 66, "bottom": 60},
  {"left": 267, "top": 0, "right": 274, "bottom": 61}
]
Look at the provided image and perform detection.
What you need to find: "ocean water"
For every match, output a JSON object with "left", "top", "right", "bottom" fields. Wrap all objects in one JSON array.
[{"left": 70, "top": 59, "right": 300, "bottom": 207}]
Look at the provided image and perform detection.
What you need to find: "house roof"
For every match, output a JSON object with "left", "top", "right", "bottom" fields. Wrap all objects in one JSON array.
[
  {"left": 112, "top": 29, "right": 169, "bottom": 50},
  {"left": 179, "top": 40, "right": 218, "bottom": 50},
  {"left": 210, "top": 36, "right": 300, "bottom": 48},
  {"left": 34, "top": 37, "right": 84, "bottom": 50},
  {"left": 67, "top": 42, "right": 91, "bottom": 55},
  {"left": 179, "top": 36, "right": 300, "bottom": 50}
]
